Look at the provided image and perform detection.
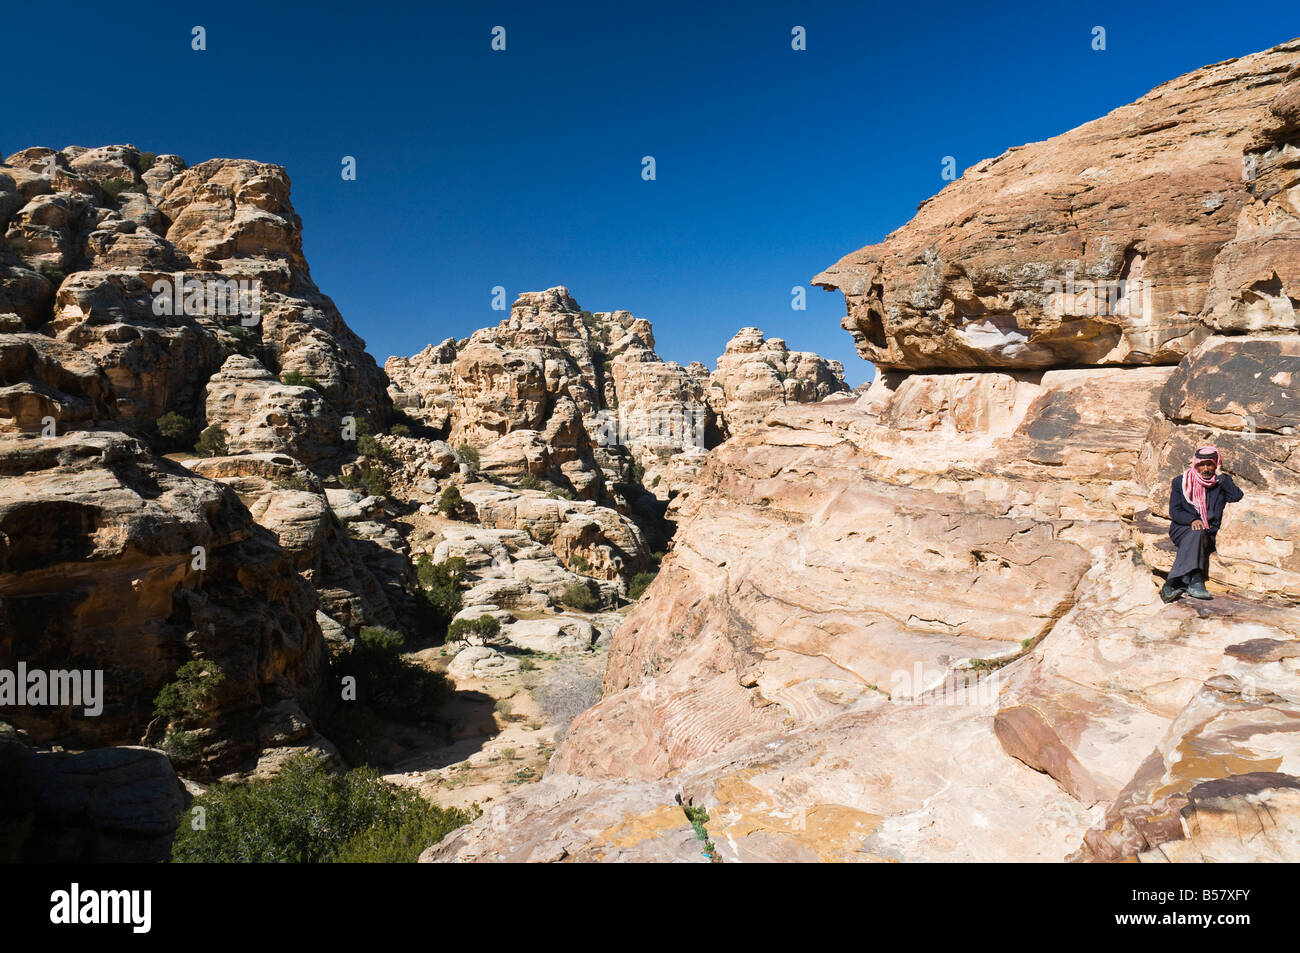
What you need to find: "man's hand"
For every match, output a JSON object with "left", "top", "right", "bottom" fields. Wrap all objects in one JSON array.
[{"left": 1192, "top": 519, "right": 1205, "bottom": 531}]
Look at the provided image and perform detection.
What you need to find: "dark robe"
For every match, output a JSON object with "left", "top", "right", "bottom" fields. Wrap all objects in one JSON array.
[{"left": 1167, "top": 473, "right": 1244, "bottom": 580}]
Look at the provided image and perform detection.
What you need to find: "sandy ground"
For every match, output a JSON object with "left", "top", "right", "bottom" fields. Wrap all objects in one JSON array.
[{"left": 376, "top": 636, "right": 613, "bottom": 810}]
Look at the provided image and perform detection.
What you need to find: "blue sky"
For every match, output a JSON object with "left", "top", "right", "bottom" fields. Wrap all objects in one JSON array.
[{"left": 5, "top": 1, "right": 1297, "bottom": 385}]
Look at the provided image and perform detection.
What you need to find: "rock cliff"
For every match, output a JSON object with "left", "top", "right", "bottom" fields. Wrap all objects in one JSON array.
[{"left": 427, "top": 39, "right": 1300, "bottom": 863}]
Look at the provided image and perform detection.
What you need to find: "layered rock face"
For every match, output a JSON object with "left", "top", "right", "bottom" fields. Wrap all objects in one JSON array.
[
  {"left": 0, "top": 145, "right": 399, "bottom": 787},
  {"left": 387, "top": 288, "right": 848, "bottom": 497},
  {"left": 705, "top": 327, "right": 848, "bottom": 436},
  {"left": 1, "top": 144, "right": 390, "bottom": 445},
  {"left": 429, "top": 41, "right": 1300, "bottom": 863},
  {"left": 0, "top": 432, "right": 329, "bottom": 773},
  {"left": 815, "top": 41, "right": 1300, "bottom": 371}
]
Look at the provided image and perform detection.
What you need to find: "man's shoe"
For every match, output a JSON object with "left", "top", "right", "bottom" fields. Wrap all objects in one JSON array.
[
  {"left": 1185, "top": 571, "right": 1213, "bottom": 600},
  {"left": 1160, "top": 581, "right": 1184, "bottom": 603}
]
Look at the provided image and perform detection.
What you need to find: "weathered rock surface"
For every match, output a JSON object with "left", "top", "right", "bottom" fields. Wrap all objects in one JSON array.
[
  {"left": 1, "top": 145, "right": 391, "bottom": 437},
  {"left": 0, "top": 431, "right": 328, "bottom": 773},
  {"left": 183, "top": 454, "right": 406, "bottom": 637},
  {"left": 705, "top": 327, "right": 848, "bottom": 436},
  {"left": 0, "top": 725, "right": 188, "bottom": 862},
  {"left": 204, "top": 355, "right": 341, "bottom": 464},
  {"left": 386, "top": 288, "right": 848, "bottom": 499},
  {"left": 430, "top": 41, "right": 1300, "bottom": 863},
  {"left": 815, "top": 41, "right": 1300, "bottom": 370}
]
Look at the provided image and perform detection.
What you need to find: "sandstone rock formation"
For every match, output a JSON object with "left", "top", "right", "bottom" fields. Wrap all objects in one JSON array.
[
  {"left": 0, "top": 145, "right": 397, "bottom": 801},
  {"left": 429, "top": 40, "right": 1300, "bottom": 864},
  {"left": 204, "top": 355, "right": 342, "bottom": 464},
  {"left": 0, "top": 724, "right": 188, "bottom": 862},
  {"left": 815, "top": 41, "right": 1300, "bottom": 371},
  {"left": 705, "top": 327, "right": 848, "bottom": 436},
  {"left": 1, "top": 144, "right": 390, "bottom": 438},
  {"left": 386, "top": 288, "right": 849, "bottom": 498},
  {"left": 0, "top": 431, "right": 329, "bottom": 774}
]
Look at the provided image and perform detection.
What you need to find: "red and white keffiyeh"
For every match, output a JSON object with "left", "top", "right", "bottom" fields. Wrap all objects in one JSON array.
[{"left": 1181, "top": 446, "right": 1220, "bottom": 526}]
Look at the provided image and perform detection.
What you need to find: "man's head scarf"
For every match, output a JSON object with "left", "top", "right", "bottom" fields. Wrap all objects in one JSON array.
[{"left": 1182, "top": 446, "right": 1220, "bottom": 527}]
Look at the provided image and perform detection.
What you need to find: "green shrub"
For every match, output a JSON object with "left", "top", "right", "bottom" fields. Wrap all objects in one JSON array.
[
  {"left": 334, "top": 626, "right": 452, "bottom": 720},
  {"left": 100, "top": 177, "right": 142, "bottom": 201},
  {"left": 334, "top": 801, "right": 480, "bottom": 863},
  {"left": 447, "top": 615, "right": 500, "bottom": 643},
  {"left": 455, "top": 445, "right": 479, "bottom": 472},
  {"left": 628, "top": 461, "right": 646, "bottom": 485},
  {"left": 559, "top": 582, "right": 598, "bottom": 611},
  {"left": 340, "top": 465, "right": 390, "bottom": 497},
  {"left": 156, "top": 411, "right": 190, "bottom": 441},
  {"left": 437, "top": 484, "right": 463, "bottom": 518},
  {"left": 570, "top": 553, "right": 590, "bottom": 572},
  {"left": 154, "top": 659, "right": 226, "bottom": 723},
  {"left": 281, "top": 369, "right": 324, "bottom": 391},
  {"left": 418, "top": 554, "right": 466, "bottom": 588},
  {"left": 519, "top": 658, "right": 537, "bottom": 672},
  {"left": 350, "top": 419, "right": 390, "bottom": 462},
  {"left": 389, "top": 423, "right": 411, "bottom": 437},
  {"left": 518, "top": 472, "right": 542, "bottom": 490},
  {"left": 137, "top": 151, "right": 157, "bottom": 173},
  {"left": 194, "top": 424, "right": 228, "bottom": 457},
  {"left": 274, "top": 474, "right": 316, "bottom": 492},
  {"left": 155, "top": 411, "right": 192, "bottom": 449},
  {"left": 627, "top": 571, "right": 657, "bottom": 601},
  {"left": 170, "top": 754, "right": 475, "bottom": 863},
  {"left": 357, "top": 625, "right": 405, "bottom": 655},
  {"left": 37, "top": 261, "right": 65, "bottom": 284},
  {"left": 161, "top": 729, "right": 202, "bottom": 761},
  {"left": 417, "top": 555, "right": 465, "bottom": 629}
]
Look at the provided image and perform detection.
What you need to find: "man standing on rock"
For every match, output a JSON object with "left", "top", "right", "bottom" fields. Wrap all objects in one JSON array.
[{"left": 1161, "top": 446, "right": 1244, "bottom": 602}]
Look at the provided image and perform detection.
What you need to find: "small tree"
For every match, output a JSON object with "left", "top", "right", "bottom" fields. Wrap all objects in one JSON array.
[
  {"left": 437, "top": 484, "right": 463, "bottom": 518},
  {"left": 281, "top": 369, "right": 323, "bottom": 391},
  {"left": 194, "top": 424, "right": 228, "bottom": 457},
  {"left": 560, "top": 581, "right": 598, "bottom": 611},
  {"left": 627, "top": 571, "right": 657, "bottom": 601},
  {"left": 356, "top": 423, "right": 391, "bottom": 463},
  {"left": 154, "top": 659, "right": 226, "bottom": 724},
  {"left": 447, "top": 615, "right": 501, "bottom": 644},
  {"left": 417, "top": 555, "right": 464, "bottom": 628},
  {"left": 155, "top": 411, "right": 191, "bottom": 450}
]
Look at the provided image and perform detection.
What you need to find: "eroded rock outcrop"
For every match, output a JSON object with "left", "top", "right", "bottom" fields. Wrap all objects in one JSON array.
[
  {"left": 705, "top": 327, "right": 848, "bottom": 436},
  {"left": 0, "top": 431, "right": 329, "bottom": 774},
  {"left": 387, "top": 288, "right": 849, "bottom": 499},
  {"left": 429, "top": 39, "right": 1300, "bottom": 864},
  {"left": 1, "top": 144, "right": 391, "bottom": 437},
  {"left": 815, "top": 41, "right": 1300, "bottom": 370}
]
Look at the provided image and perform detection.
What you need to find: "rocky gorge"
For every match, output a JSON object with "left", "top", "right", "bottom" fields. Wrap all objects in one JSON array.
[
  {"left": 0, "top": 143, "right": 847, "bottom": 859},
  {"left": 423, "top": 38, "right": 1300, "bottom": 863},
  {"left": 4, "top": 36, "right": 1299, "bottom": 866}
]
